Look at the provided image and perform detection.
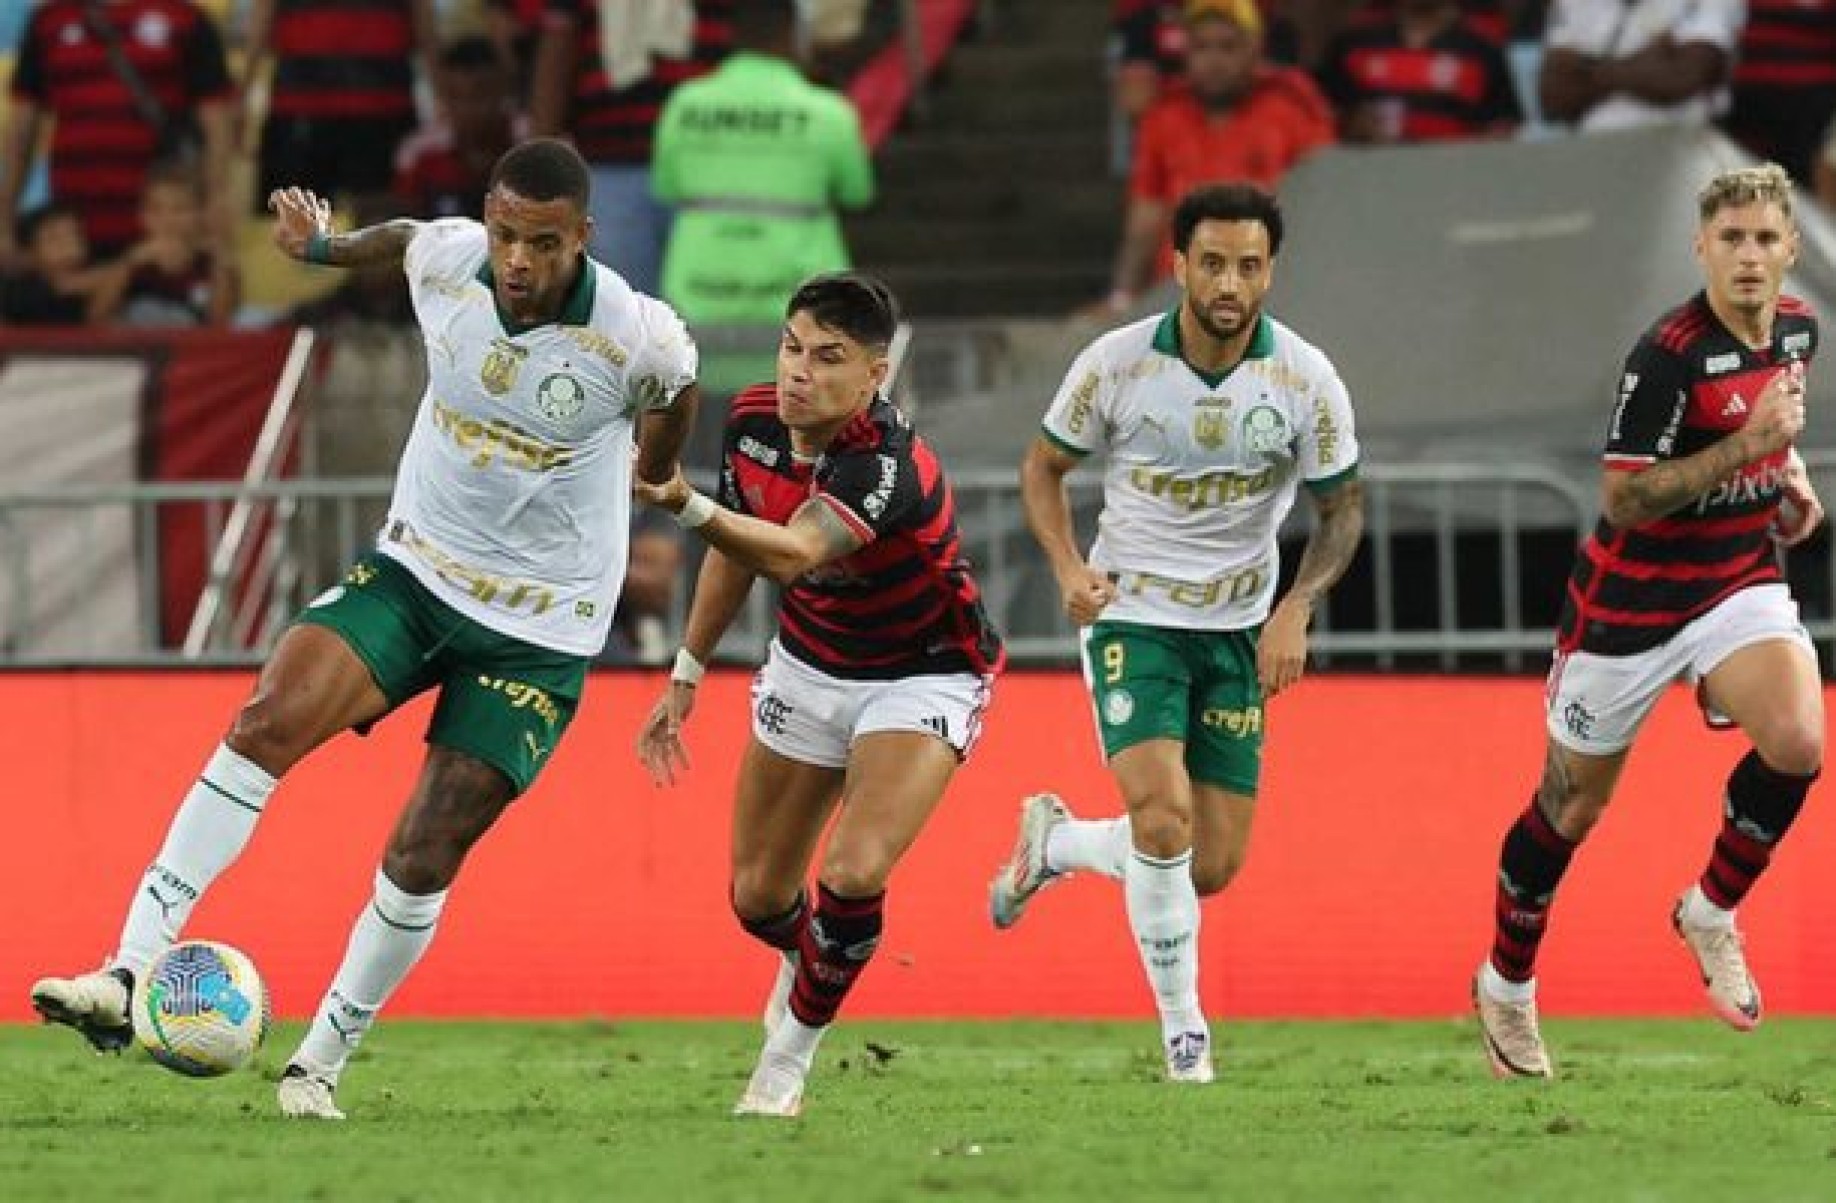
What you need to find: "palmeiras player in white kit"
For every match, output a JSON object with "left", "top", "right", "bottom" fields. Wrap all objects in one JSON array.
[
  {"left": 31, "top": 138, "right": 701, "bottom": 1118},
  {"left": 988, "top": 183, "right": 1364, "bottom": 1081}
]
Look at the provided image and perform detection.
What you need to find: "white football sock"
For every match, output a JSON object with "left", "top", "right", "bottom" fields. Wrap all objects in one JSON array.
[
  {"left": 113, "top": 744, "right": 276, "bottom": 976},
  {"left": 1478, "top": 959, "right": 1536, "bottom": 1004},
  {"left": 1124, "top": 849, "right": 1205, "bottom": 1038},
  {"left": 1046, "top": 816, "right": 1132, "bottom": 880},
  {"left": 763, "top": 1013, "right": 827, "bottom": 1075},
  {"left": 1677, "top": 882, "right": 1736, "bottom": 930},
  {"left": 291, "top": 870, "right": 447, "bottom": 1079}
]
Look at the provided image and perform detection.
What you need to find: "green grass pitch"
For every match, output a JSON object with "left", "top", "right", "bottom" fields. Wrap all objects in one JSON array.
[{"left": 3, "top": 1018, "right": 1833, "bottom": 1201}]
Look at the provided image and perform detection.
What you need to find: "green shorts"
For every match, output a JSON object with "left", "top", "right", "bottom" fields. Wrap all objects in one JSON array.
[
  {"left": 296, "top": 553, "right": 588, "bottom": 796},
  {"left": 1081, "top": 620, "right": 1264, "bottom": 798}
]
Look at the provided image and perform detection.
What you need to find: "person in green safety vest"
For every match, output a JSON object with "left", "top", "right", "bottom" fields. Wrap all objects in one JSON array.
[{"left": 651, "top": 0, "right": 875, "bottom": 395}]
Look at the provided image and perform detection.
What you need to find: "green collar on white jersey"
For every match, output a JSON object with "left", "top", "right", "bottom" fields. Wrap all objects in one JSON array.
[
  {"left": 475, "top": 254, "right": 598, "bottom": 335},
  {"left": 1152, "top": 308, "right": 1274, "bottom": 389}
]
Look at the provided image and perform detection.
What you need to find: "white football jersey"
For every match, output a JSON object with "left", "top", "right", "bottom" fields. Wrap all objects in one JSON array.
[
  {"left": 1042, "top": 310, "right": 1358, "bottom": 630},
  {"left": 380, "top": 219, "right": 698, "bottom": 655}
]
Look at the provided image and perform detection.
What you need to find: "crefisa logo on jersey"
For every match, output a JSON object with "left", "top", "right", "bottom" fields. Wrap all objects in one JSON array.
[{"left": 536, "top": 373, "right": 586, "bottom": 422}]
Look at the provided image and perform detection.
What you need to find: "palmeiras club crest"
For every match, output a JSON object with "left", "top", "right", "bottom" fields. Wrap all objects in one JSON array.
[{"left": 536, "top": 373, "right": 586, "bottom": 421}]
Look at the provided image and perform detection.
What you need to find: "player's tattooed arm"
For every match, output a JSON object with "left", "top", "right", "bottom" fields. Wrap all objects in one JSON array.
[
  {"left": 1605, "top": 364, "right": 1805, "bottom": 527},
  {"left": 1605, "top": 438, "right": 1752, "bottom": 527},
  {"left": 1286, "top": 478, "right": 1366, "bottom": 606},
  {"left": 269, "top": 187, "right": 418, "bottom": 270},
  {"left": 690, "top": 495, "right": 865, "bottom": 585},
  {"left": 318, "top": 220, "right": 421, "bottom": 270}
]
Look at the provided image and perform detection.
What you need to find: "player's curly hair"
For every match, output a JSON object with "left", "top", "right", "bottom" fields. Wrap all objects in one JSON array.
[
  {"left": 1698, "top": 164, "right": 1793, "bottom": 223},
  {"left": 1173, "top": 182, "right": 1284, "bottom": 257},
  {"left": 488, "top": 138, "right": 591, "bottom": 211},
  {"left": 787, "top": 272, "right": 900, "bottom": 350}
]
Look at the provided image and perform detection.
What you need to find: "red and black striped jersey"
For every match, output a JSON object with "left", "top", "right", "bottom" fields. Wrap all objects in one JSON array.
[
  {"left": 10, "top": 0, "right": 232, "bottom": 252},
  {"left": 1734, "top": 0, "right": 1836, "bottom": 89},
  {"left": 715, "top": 384, "right": 1004, "bottom": 680},
  {"left": 1559, "top": 292, "right": 1820, "bottom": 656},
  {"left": 392, "top": 124, "right": 505, "bottom": 219},
  {"left": 1318, "top": 17, "right": 1521, "bottom": 140},
  {"left": 542, "top": 0, "right": 732, "bottom": 166},
  {"left": 267, "top": 0, "right": 418, "bottom": 121},
  {"left": 1354, "top": 1, "right": 1510, "bottom": 44}
]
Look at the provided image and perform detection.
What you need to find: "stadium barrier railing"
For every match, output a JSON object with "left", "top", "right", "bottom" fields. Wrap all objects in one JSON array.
[{"left": 0, "top": 461, "right": 1701, "bottom": 669}]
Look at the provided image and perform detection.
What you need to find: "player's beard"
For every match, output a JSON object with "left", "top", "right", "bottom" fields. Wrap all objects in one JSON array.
[{"left": 1191, "top": 296, "right": 1257, "bottom": 344}]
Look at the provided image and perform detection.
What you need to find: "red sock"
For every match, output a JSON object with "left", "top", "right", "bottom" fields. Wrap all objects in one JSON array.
[{"left": 789, "top": 885, "right": 883, "bottom": 1028}]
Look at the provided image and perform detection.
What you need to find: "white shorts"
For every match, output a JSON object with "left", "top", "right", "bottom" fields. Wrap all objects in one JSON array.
[
  {"left": 1545, "top": 583, "right": 1814, "bottom": 756},
  {"left": 749, "top": 640, "right": 994, "bottom": 769}
]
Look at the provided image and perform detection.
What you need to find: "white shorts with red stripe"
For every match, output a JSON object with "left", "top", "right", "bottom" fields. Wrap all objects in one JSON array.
[
  {"left": 749, "top": 639, "right": 994, "bottom": 769},
  {"left": 1546, "top": 583, "right": 1814, "bottom": 756}
]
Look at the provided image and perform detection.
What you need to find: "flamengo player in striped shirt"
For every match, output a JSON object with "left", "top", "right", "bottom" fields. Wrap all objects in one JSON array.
[
  {"left": 1475, "top": 164, "right": 1826, "bottom": 1079},
  {"left": 634, "top": 272, "right": 1004, "bottom": 1118}
]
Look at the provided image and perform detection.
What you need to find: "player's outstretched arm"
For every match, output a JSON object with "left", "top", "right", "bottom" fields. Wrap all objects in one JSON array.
[
  {"left": 268, "top": 187, "right": 419, "bottom": 271},
  {"left": 635, "top": 470, "right": 865, "bottom": 585}
]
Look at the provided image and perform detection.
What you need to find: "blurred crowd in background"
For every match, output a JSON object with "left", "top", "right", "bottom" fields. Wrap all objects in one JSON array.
[
  {"left": 0, "top": 0, "right": 1832, "bottom": 333},
  {"left": 2, "top": 0, "right": 1834, "bottom": 668}
]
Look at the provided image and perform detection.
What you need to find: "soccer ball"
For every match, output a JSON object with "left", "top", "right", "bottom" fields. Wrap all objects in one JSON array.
[{"left": 132, "top": 940, "right": 271, "bottom": 1077}]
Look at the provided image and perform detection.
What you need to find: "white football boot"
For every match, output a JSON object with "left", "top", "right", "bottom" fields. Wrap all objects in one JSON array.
[
  {"left": 989, "top": 793, "right": 1071, "bottom": 929},
  {"left": 278, "top": 1065, "right": 346, "bottom": 1120},
  {"left": 30, "top": 966, "right": 135, "bottom": 1053}
]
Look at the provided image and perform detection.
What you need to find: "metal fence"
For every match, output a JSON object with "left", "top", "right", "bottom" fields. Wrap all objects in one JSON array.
[{"left": 8, "top": 456, "right": 1836, "bottom": 670}]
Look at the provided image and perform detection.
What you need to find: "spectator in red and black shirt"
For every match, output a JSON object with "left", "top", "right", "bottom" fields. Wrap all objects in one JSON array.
[
  {"left": 392, "top": 37, "right": 526, "bottom": 220},
  {"left": 635, "top": 273, "right": 1001, "bottom": 1118},
  {"left": 1473, "top": 164, "right": 1825, "bottom": 1081},
  {"left": 529, "top": 0, "right": 733, "bottom": 295},
  {"left": 1318, "top": 0, "right": 1520, "bottom": 142},
  {"left": 0, "top": 0, "right": 233, "bottom": 259},
  {"left": 243, "top": 0, "right": 438, "bottom": 210},
  {"left": 1352, "top": 0, "right": 1514, "bottom": 44},
  {"left": 1723, "top": 0, "right": 1836, "bottom": 186}
]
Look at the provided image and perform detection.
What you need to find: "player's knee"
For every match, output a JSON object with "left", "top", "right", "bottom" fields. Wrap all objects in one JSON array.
[
  {"left": 1190, "top": 848, "right": 1243, "bottom": 897},
  {"left": 226, "top": 693, "right": 312, "bottom": 773},
  {"left": 730, "top": 869, "right": 800, "bottom": 922},
  {"left": 1549, "top": 796, "right": 1607, "bottom": 843},
  {"left": 1128, "top": 803, "right": 1192, "bottom": 859},
  {"left": 818, "top": 847, "right": 895, "bottom": 899},
  {"left": 1755, "top": 719, "right": 1823, "bottom": 778},
  {"left": 1534, "top": 774, "right": 1604, "bottom": 843},
  {"left": 381, "top": 843, "right": 460, "bottom": 894}
]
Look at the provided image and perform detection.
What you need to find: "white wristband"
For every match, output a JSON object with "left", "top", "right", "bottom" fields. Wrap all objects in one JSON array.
[
  {"left": 671, "top": 647, "right": 705, "bottom": 686},
  {"left": 674, "top": 490, "right": 717, "bottom": 530}
]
